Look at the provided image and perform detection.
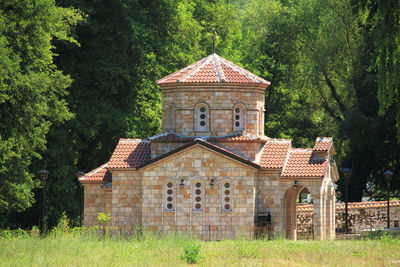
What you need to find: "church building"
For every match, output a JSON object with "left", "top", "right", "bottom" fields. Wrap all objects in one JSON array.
[{"left": 79, "top": 53, "right": 339, "bottom": 240}]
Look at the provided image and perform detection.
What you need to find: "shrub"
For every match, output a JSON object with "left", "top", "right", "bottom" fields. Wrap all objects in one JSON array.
[
  {"left": 0, "top": 229, "right": 13, "bottom": 239},
  {"left": 49, "top": 212, "right": 70, "bottom": 238},
  {"left": 97, "top": 212, "right": 111, "bottom": 238},
  {"left": 0, "top": 228, "right": 28, "bottom": 239},
  {"left": 181, "top": 244, "right": 201, "bottom": 264},
  {"left": 365, "top": 230, "right": 387, "bottom": 240},
  {"left": 15, "top": 228, "right": 28, "bottom": 238}
]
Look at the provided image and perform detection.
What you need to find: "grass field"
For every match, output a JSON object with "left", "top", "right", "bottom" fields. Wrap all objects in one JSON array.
[{"left": 1, "top": 231, "right": 400, "bottom": 267}]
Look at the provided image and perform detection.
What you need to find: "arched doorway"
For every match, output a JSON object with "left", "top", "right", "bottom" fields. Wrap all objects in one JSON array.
[
  {"left": 284, "top": 183, "right": 312, "bottom": 240},
  {"left": 296, "top": 187, "right": 313, "bottom": 240}
]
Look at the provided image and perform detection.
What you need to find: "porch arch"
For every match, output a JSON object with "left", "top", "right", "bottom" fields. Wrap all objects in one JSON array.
[{"left": 284, "top": 183, "right": 313, "bottom": 240}]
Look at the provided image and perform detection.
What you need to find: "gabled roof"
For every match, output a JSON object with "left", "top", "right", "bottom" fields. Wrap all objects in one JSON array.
[
  {"left": 259, "top": 139, "right": 292, "bottom": 169},
  {"left": 281, "top": 149, "right": 328, "bottom": 178},
  {"left": 157, "top": 54, "right": 270, "bottom": 86},
  {"left": 137, "top": 138, "right": 260, "bottom": 170},
  {"left": 82, "top": 135, "right": 333, "bottom": 180},
  {"left": 80, "top": 163, "right": 111, "bottom": 184},
  {"left": 108, "top": 139, "right": 151, "bottom": 169}
]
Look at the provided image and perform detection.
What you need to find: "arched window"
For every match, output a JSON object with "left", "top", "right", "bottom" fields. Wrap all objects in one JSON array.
[
  {"left": 195, "top": 103, "right": 209, "bottom": 132},
  {"left": 233, "top": 103, "right": 246, "bottom": 131},
  {"left": 192, "top": 180, "right": 204, "bottom": 211},
  {"left": 221, "top": 180, "right": 233, "bottom": 211},
  {"left": 164, "top": 180, "right": 175, "bottom": 211}
]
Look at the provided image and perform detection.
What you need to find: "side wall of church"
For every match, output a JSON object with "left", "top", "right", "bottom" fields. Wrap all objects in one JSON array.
[
  {"left": 111, "top": 171, "right": 142, "bottom": 232},
  {"left": 255, "top": 171, "right": 286, "bottom": 237},
  {"left": 83, "top": 184, "right": 112, "bottom": 226},
  {"left": 139, "top": 146, "right": 258, "bottom": 240},
  {"left": 161, "top": 85, "right": 265, "bottom": 137}
]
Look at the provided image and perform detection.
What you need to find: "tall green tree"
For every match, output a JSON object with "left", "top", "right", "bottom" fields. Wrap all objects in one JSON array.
[
  {"left": 30, "top": 0, "right": 173, "bottom": 227},
  {"left": 0, "top": 0, "right": 82, "bottom": 224},
  {"left": 360, "top": 1, "right": 400, "bottom": 136},
  {"left": 12, "top": 0, "right": 241, "bottom": 228},
  {"left": 240, "top": 0, "right": 361, "bottom": 147}
]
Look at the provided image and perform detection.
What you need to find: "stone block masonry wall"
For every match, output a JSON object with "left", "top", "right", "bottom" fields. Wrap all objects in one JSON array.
[
  {"left": 255, "top": 171, "right": 285, "bottom": 236},
  {"left": 214, "top": 141, "right": 264, "bottom": 161},
  {"left": 335, "top": 201, "right": 400, "bottom": 233},
  {"left": 140, "top": 145, "right": 257, "bottom": 240},
  {"left": 151, "top": 142, "right": 186, "bottom": 158},
  {"left": 161, "top": 85, "right": 265, "bottom": 137},
  {"left": 83, "top": 184, "right": 112, "bottom": 226},
  {"left": 297, "top": 201, "right": 400, "bottom": 238},
  {"left": 111, "top": 171, "right": 142, "bottom": 232}
]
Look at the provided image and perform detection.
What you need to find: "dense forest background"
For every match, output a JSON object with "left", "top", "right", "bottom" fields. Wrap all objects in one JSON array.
[{"left": 1, "top": 0, "right": 400, "bottom": 228}]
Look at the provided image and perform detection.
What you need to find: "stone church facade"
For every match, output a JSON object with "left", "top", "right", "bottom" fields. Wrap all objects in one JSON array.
[{"left": 79, "top": 54, "right": 339, "bottom": 240}]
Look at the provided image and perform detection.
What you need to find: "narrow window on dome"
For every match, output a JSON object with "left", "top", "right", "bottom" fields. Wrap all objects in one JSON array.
[
  {"left": 221, "top": 180, "right": 233, "bottom": 211},
  {"left": 192, "top": 180, "right": 204, "bottom": 211},
  {"left": 195, "top": 103, "right": 209, "bottom": 132},
  {"left": 166, "top": 103, "right": 175, "bottom": 132},
  {"left": 164, "top": 180, "right": 175, "bottom": 211},
  {"left": 233, "top": 103, "right": 246, "bottom": 132}
]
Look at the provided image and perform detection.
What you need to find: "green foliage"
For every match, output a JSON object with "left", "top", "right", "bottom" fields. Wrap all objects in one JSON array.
[
  {"left": 12, "top": 0, "right": 242, "bottom": 229},
  {"left": 241, "top": 0, "right": 361, "bottom": 143},
  {"left": 1, "top": 237, "right": 400, "bottom": 266},
  {"left": 97, "top": 212, "right": 111, "bottom": 238},
  {"left": 361, "top": 1, "right": 400, "bottom": 135},
  {"left": 364, "top": 229, "right": 388, "bottom": 240},
  {"left": 0, "top": 0, "right": 83, "bottom": 222},
  {"left": 0, "top": 228, "right": 28, "bottom": 239},
  {"left": 49, "top": 212, "right": 70, "bottom": 238},
  {"left": 0, "top": 230, "right": 12, "bottom": 239},
  {"left": 239, "top": 0, "right": 400, "bottom": 200},
  {"left": 97, "top": 213, "right": 111, "bottom": 225},
  {"left": 3, "top": 0, "right": 400, "bottom": 228},
  {"left": 181, "top": 243, "right": 201, "bottom": 264}
]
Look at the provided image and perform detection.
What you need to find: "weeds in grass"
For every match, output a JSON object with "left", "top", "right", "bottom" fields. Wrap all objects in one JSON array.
[
  {"left": 0, "top": 228, "right": 28, "bottom": 239},
  {"left": 1, "top": 214, "right": 400, "bottom": 266},
  {"left": 49, "top": 212, "right": 70, "bottom": 239},
  {"left": 236, "top": 240, "right": 259, "bottom": 258},
  {"left": 181, "top": 243, "right": 201, "bottom": 264},
  {"left": 30, "top": 226, "right": 40, "bottom": 237},
  {"left": 352, "top": 249, "right": 367, "bottom": 256}
]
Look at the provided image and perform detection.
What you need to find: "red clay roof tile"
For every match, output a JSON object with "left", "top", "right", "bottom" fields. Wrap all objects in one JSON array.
[
  {"left": 259, "top": 140, "right": 291, "bottom": 168},
  {"left": 148, "top": 133, "right": 195, "bottom": 143},
  {"left": 136, "top": 138, "right": 260, "bottom": 169},
  {"left": 149, "top": 132, "right": 268, "bottom": 143},
  {"left": 208, "top": 134, "right": 269, "bottom": 143},
  {"left": 281, "top": 149, "right": 328, "bottom": 177},
  {"left": 297, "top": 200, "right": 400, "bottom": 212},
  {"left": 108, "top": 139, "right": 151, "bottom": 169},
  {"left": 313, "top": 137, "right": 333, "bottom": 151},
  {"left": 157, "top": 54, "right": 270, "bottom": 86},
  {"left": 80, "top": 163, "right": 111, "bottom": 183}
]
